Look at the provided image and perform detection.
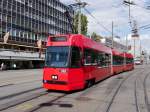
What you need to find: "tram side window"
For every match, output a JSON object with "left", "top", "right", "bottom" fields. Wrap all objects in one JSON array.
[
  {"left": 71, "top": 47, "right": 81, "bottom": 68},
  {"left": 126, "top": 58, "right": 129, "bottom": 64},
  {"left": 126, "top": 58, "right": 133, "bottom": 64},
  {"left": 84, "top": 49, "right": 98, "bottom": 66},
  {"left": 118, "top": 57, "right": 124, "bottom": 65},
  {"left": 84, "top": 49, "right": 92, "bottom": 65},
  {"left": 113, "top": 56, "right": 124, "bottom": 65},
  {"left": 113, "top": 56, "right": 117, "bottom": 65},
  {"left": 105, "top": 54, "right": 111, "bottom": 66},
  {"left": 97, "top": 53, "right": 106, "bottom": 67},
  {"left": 91, "top": 50, "right": 98, "bottom": 65},
  {"left": 131, "top": 58, "right": 134, "bottom": 63}
]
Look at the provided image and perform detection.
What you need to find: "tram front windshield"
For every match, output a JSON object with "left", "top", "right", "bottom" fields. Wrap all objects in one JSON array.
[{"left": 45, "top": 46, "right": 69, "bottom": 68}]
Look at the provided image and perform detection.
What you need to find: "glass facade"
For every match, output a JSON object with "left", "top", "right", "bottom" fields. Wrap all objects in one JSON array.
[{"left": 0, "top": 0, "right": 74, "bottom": 46}]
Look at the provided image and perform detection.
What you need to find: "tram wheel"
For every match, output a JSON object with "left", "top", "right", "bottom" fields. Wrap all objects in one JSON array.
[{"left": 85, "top": 79, "right": 95, "bottom": 88}]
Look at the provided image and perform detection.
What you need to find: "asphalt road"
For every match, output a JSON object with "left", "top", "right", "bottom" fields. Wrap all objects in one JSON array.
[{"left": 0, "top": 65, "right": 150, "bottom": 112}]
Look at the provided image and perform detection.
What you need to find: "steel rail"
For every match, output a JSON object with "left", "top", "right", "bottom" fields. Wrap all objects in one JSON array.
[
  {"left": 23, "top": 94, "right": 67, "bottom": 112},
  {"left": 103, "top": 69, "right": 143, "bottom": 112},
  {"left": 0, "top": 87, "right": 42, "bottom": 101},
  {"left": 0, "top": 88, "right": 47, "bottom": 111},
  {"left": 143, "top": 73, "right": 150, "bottom": 112}
]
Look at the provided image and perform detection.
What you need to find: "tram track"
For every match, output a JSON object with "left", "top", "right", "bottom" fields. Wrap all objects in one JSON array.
[
  {"left": 0, "top": 88, "right": 47, "bottom": 111},
  {"left": 93, "top": 66, "right": 150, "bottom": 112},
  {"left": 20, "top": 68, "right": 147, "bottom": 112},
  {"left": 134, "top": 78, "right": 140, "bottom": 112},
  {"left": 0, "top": 74, "right": 125, "bottom": 112},
  {"left": 0, "top": 79, "right": 41, "bottom": 88},
  {"left": 143, "top": 73, "right": 150, "bottom": 112},
  {"left": 0, "top": 78, "right": 41, "bottom": 86},
  {"left": 0, "top": 84, "right": 14, "bottom": 88},
  {"left": 76, "top": 71, "right": 133, "bottom": 100},
  {"left": 134, "top": 72, "right": 150, "bottom": 112},
  {"left": 104, "top": 71, "right": 133, "bottom": 112},
  {"left": 3, "top": 75, "right": 129, "bottom": 112},
  {"left": 25, "top": 72, "right": 134, "bottom": 112},
  {"left": 0, "top": 87, "right": 43, "bottom": 101},
  {"left": 94, "top": 68, "right": 143, "bottom": 112},
  {"left": 76, "top": 78, "right": 108, "bottom": 99},
  {"left": 13, "top": 79, "right": 41, "bottom": 85},
  {"left": 23, "top": 93, "right": 67, "bottom": 112},
  {"left": 1, "top": 67, "right": 148, "bottom": 112},
  {"left": 73, "top": 69, "right": 139, "bottom": 112},
  {"left": 0, "top": 86, "right": 69, "bottom": 112}
]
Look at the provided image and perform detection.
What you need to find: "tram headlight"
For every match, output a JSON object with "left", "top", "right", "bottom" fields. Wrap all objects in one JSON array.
[
  {"left": 54, "top": 76, "right": 58, "bottom": 79},
  {"left": 52, "top": 76, "right": 55, "bottom": 79},
  {"left": 51, "top": 75, "right": 58, "bottom": 80}
]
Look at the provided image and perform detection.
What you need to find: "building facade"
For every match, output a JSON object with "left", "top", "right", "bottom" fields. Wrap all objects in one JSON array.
[
  {"left": 0, "top": 0, "right": 74, "bottom": 46},
  {"left": 0, "top": 0, "right": 74, "bottom": 69},
  {"left": 101, "top": 38, "right": 127, "bottom": 52}
]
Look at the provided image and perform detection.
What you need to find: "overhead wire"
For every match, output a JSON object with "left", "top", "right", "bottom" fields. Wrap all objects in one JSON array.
[
  {"left": 139, "top": 24, "right": 150, "bottom": 29},
  {"left": 132, "top": 2, "right": 150, "bottom": 31},
  {"left": 142, "top": 26, "right": 150, "bottom": 30},
  {"left": 123, "top": 0, "right": 150, "bottom": 33},
  {"left": 131, "top": 1, "right": 150, "bottom": 12},
  {"left": 83, "top": 8, "right": 112, "bottom": 33},
  {"left": 83, "top": 7, "right": 120, "bottom": 37}
]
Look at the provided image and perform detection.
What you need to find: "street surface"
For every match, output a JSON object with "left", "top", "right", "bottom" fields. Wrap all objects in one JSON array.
[{"left": 0, "top": 65, "right": 150, "bottom": 112}]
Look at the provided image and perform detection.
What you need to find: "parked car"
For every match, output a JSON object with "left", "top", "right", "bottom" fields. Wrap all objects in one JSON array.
[{"left": 134, "top": 59, "right": 142, "bottom": 65}]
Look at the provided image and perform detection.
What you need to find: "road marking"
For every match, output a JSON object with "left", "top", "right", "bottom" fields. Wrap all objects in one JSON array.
[
  {"left": 0, "top": 84, "right": 14, "bottom": 87},
  {"left": 16, "top": 103, "right": 34, "bottom": 111}
]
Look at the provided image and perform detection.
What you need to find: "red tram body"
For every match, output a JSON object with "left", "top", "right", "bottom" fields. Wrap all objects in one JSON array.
[
  {"left": 124, "top": 53, "right": 134, "bottom": 71},
  {"left": 43, "top": 34, "right": 134, "bottom": 91},
  {"left": 112, "top": 49, "right": 124, "bottom": 75}
]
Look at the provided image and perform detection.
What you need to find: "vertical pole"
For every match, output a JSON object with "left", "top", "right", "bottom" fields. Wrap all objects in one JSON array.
[
  {"left": 10, "top": 0, "right": 13, "bottom": 41},
  {"left": 78, "top": 5, "right": 81, "bottom": 34},
  {"left": 126, "top": 35, "right": 128, "bottom": 52},
  {"left": 111, "top": 21, "right": 114, "bottom": 75},
  {"left": 112, "top": 21, "right": 114, "bottom": 48},
  {"left": 128, "top": 0, "right": 132, "bottom": 27},
  {"left": 124, "top": 35, "right": 128, "bottom": 67},
  {"left": 111, "top": 52, "right": 113, "bottom": 75},
  {"left": 134, "top": 38, "right": 136, "bottom": 58},
  {"left": 140, "top": 39, "right": 142, "bottom": 61},
  {"left": 129, "top": 0, "right": 131, "bottom": 20}
]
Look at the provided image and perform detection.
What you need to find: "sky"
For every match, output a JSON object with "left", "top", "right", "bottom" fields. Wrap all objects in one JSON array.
[{"left": 61, "top": 0, "right": 150, "bottom": 55}]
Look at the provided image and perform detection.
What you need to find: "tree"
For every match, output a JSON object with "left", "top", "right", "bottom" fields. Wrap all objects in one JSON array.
[
  {"left": 74, "top": 13, "right": 88, "bottom": 35},
  {"left": 91, "top": 32, "right": 97, "bottom": 41},
  {"left": 91, "top": 32, "right": 103, "bottom": 42}
]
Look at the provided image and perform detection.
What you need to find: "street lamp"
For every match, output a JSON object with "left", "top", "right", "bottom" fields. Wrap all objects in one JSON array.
[{"left": 69, "top": 1, "right": 88, "bottom": 34}]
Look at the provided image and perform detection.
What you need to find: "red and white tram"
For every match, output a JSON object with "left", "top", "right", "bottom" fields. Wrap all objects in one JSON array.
[{"left": 43, "top": 34, "right": 134, "bottom": 91}]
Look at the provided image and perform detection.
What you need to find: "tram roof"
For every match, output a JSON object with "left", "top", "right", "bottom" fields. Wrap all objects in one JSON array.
[
  {"left": 47, "top": 34, "right": 112, "bottom": 54},
  {"left": 112, "top": 49, "right": 124, "bottom": 57},
  {"left": 125, "top": 53, "right": 134, "bottom": 58}
]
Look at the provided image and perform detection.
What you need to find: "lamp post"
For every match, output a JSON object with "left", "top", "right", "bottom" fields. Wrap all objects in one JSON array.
[
  {"left": 69, "top": 1, "right": 88, "bottom": 34},
  {"left": 112, "top": 21, "right": 114, "bottom": 48}
]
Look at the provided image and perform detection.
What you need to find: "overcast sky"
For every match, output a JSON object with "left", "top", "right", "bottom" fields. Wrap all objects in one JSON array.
[{"left": 61, "top": 0, "right": 150, "bottom": 55}]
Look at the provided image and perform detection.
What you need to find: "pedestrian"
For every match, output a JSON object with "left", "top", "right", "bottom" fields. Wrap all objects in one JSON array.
[
  {"left": 0, "top": 63, "right": 4, "bottom": 71},
  {"left": 13, "top": 64, "right": 16, "bottom": 69}
]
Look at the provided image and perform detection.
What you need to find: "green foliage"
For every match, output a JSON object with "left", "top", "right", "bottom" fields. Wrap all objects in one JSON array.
[
  {"left": 74, "top": 13, "right": 88, "bottom": 35},
  {"left": 91, "top": 32, "right": 103, "bottom": 42}
]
